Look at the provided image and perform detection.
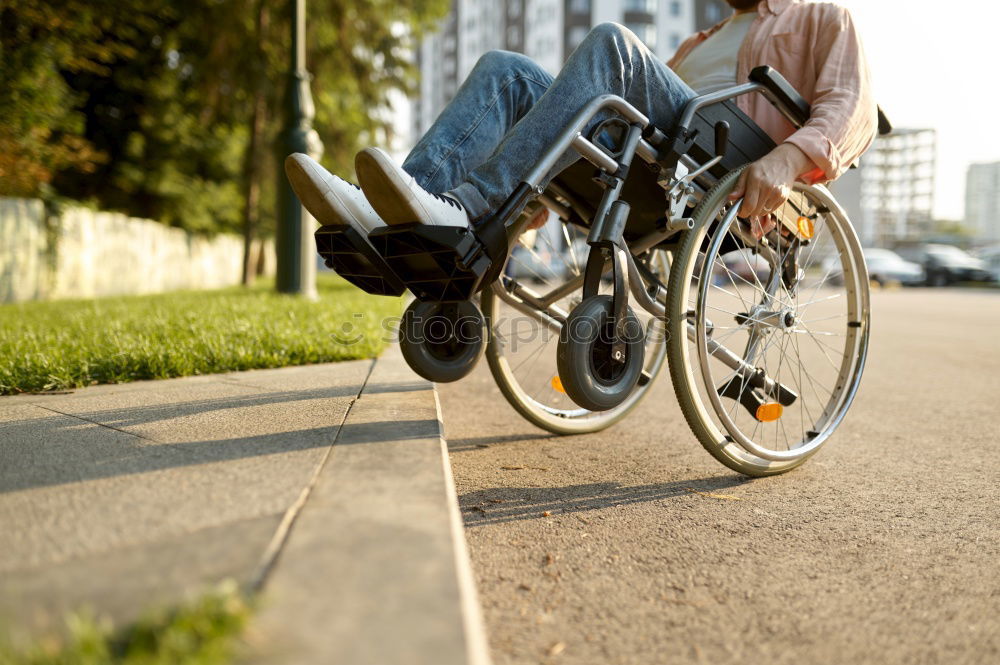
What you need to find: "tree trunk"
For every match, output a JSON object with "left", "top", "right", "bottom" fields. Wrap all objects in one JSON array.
[
  {"left": 241, "top": 94, "right": 267, "bottom": 285},
  {"left": 241, "top": 2, "right": 270, "bottom": 286}
]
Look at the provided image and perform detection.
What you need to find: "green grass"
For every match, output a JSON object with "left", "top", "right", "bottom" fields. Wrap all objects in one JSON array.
[
  {"left": 0, "top": 583, "right": 251, "bottom": 665},
  {"left": 0, "top": 274, "right": 401, "bottom": 395}
]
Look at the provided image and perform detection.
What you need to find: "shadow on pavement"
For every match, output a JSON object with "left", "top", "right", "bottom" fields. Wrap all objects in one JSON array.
[
  {"left": 64, "top": 385, "right": 359, "bottom": 430},
  {"left": 0, "top": 385, "right": 434, "bottom": 493},
  {"left": 446, "top": 433, "right": 558, "bottom": 452},
  {"left": 458, "top": 476, "right": 751, "bottom": 526}
]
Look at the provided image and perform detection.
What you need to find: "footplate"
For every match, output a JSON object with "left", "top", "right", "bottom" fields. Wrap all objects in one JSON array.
[
  {"left": 314, "top": 225, "right": 406, "bottom": 296},
  {"left": 718, "top": 371, "right": 798, "bottom": 422},
  {"left": 367, "top": 223, "right": 494, "bottom": 302}
]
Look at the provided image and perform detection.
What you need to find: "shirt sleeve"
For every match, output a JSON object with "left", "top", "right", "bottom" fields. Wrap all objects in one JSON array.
[{"left": 783, "top": 5, "right": 878, "bottom": 183}]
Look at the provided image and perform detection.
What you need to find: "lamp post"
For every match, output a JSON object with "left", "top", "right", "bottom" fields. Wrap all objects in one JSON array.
[{"left": 275, "top": 0, "right": 323, "bottom": 297}]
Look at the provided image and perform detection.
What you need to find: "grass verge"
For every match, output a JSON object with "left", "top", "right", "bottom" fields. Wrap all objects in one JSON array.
[
  {"left": 1, "top": 274, "right": 401, "bottom": 395},
  {"left": 0, "top": 583, "right": 250, "bottom": 665}
]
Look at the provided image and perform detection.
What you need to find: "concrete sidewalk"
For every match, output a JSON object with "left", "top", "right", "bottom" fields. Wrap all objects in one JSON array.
[{"left": 0, "top": 347, "right": 488, "bottom": 664}]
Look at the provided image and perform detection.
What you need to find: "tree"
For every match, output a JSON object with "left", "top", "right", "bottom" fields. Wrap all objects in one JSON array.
[
  {"left": 2, "top": 0, "right": 449, "bottom": 282},
  {"left": 0, "top": 1, "right": 135, "bottom": 196}
]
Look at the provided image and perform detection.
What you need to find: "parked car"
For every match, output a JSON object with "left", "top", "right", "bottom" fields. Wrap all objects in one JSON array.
[
  {"left": 715, "top": 249, "right": 771, "bottom": 285},
  {"left": 819, "top": 248, "right": 922, "bottom": 287},
  {"left": 895, "top": 244, "right": 992, "bottom": 286},
  {"left": 862, "top": 248, "right": 925, "bottom": 286},
  {"left": 972, "top": 246, "right": 1000, "bottom": 283}
]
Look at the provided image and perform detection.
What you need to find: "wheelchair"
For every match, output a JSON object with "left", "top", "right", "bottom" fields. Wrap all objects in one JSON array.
[{"left": 313, "top": 66, "right": 890, "bottom": 477}]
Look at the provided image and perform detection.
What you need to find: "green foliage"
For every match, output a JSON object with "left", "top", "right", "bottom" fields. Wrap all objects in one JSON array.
[
  {"left": 0, "top": 1, "right": 137, "bottom": 196},
  {"left": 0, "top": 273, "right": 401, "bottom": 395},
  {"left": 1, "top": 0, "right": 450, "bottom": 234},
  {"left": 308, "top": 0, "right": 449, "bottom": 175},
  {"left": 932, "top": 219, "right": 976, "bottom": 239},
  {"left": 0, "top": 582, "right": 251, "bottom": 665}
]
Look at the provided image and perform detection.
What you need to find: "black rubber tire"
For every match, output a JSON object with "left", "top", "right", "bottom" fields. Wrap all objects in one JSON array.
[
  {"left": 481, "top": 249, "right": 670, "bottom": 435},
  {"left": 556, "top": 295, "right": 645, "bottom": 412},
  {"left": 399, "top": 300, "right": 486, "bottom": 383},
  {"left": 929, "top": 271, "right": 949, "bottom": 287}
]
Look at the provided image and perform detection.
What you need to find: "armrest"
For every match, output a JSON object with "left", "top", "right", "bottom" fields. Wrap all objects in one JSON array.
[
  {"left": 751, "top": 65, "right": 893, "bottom": 137},
  {"left": 748, "top": 65, "right": 811, "bottom": 128}
]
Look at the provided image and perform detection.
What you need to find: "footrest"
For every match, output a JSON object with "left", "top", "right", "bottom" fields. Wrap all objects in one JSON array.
[
  {"left": 315, "top": 225, "right": 406, "bottom": 296},
  {"left": 367, "top": 223, "right": 494, "bottom": 302}
]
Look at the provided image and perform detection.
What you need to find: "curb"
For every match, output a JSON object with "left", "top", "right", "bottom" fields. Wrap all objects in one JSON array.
[
  {"left": 436, "top": 389, "right": 492, "bottom": 665},
  {"left": 250, "top": 344, "right": 491, "bottom": 665}
]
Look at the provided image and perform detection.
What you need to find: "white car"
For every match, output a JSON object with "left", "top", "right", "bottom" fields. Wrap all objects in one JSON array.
[
  {"left": 820, "top": 248, "right": 924, "bottom": 286},
  {"left": 861, "top": 248, "right": 925, "bottom": 286}
]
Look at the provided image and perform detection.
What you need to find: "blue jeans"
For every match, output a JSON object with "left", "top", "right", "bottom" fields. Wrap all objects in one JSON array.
[{"left": 401, "top": 22, "right": 696, "bottom": 222}]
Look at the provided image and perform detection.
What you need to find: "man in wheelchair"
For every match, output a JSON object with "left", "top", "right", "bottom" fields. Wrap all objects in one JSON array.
[
  {"left": 287, "top": 0, "right": 881, "bottom": 477},
  {"left": 287, "top": 0, "right": 876, "bottom": 254}
]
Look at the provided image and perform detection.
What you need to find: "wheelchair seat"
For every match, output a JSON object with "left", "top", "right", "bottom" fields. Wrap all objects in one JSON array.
[{"left": 547, "top": 97, "right": 776, "bottom": 242}]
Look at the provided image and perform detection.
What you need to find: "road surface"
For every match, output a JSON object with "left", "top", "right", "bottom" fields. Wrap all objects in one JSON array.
[{"left": 440, "top": 288, "right": 1000, "bottom": 665}]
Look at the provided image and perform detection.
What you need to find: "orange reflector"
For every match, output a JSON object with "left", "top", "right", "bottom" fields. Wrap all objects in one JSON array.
[
  {"left": 551, "top": 375, "right": 566, "bottom": 393},
  {"left": 797, "top": 216, "right": 815, "bottom": 239},
  {"left": 756, "top": 402, "right": 783, "bottom": 422}
]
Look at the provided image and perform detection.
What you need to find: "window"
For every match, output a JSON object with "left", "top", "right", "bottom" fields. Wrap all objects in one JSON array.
[
  {"left": 568, "top": 25, "right": 590, "bottom": 51},
  {"left": 569, "top": 0, "right": 591, "bottom": 14},
  {"left": 670, "top": 1, "right": 681, "bottom": 17},
  {"left": 625, "top": 21, "right": 656, "bottom": 50},
  {"left": 507, "top": 26, "right": 521, "bottom": 47},
  {"left": 624, "top": 0, "right": 656, "bottom": 13},
  {"left": 669, "top": 32, "right": 681, "bottom": 49},
  {"left": 706, "top": 3, "right": 721, "bottom": 22}
]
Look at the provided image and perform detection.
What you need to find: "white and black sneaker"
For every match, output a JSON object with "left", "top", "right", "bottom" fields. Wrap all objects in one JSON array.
[
  {"left": 355, "top": 147, "right": 472, "bottom": 228},
  {"left": 284, "top": 153, "right": 386, "bottom": 235}
]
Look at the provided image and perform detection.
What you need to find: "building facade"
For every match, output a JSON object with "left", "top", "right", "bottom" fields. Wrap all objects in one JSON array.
[
  {"left": 693, "top": 0, "right": 729, "bottom": 31},
  {"left": 829, "top": 128, "right": 937, "bottom": 247},
  {"left": 411, "top": 0, "right": 697, "bottom": 141},
  {"left": 965, "top": 162, "right": 1000, "bottom": 245}
]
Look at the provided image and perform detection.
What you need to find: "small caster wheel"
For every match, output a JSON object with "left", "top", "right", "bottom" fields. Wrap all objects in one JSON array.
[
  {"left": 556, "top": 295, "right": 645, "bottom": 411},
  {"left": 399, "top": 300, "right": 486, "bottom": 383}
]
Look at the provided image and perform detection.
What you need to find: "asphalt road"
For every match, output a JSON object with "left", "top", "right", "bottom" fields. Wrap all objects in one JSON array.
[{"left": 439, "top": 288, "right": 1000, "bottom": 665}]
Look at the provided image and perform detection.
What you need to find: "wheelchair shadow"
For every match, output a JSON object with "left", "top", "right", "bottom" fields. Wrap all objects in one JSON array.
[
  {"left": 446, "top": 433, "right": 559, "bottom": 452},
  {"left": 459, "top": 475, "right": 751, "bottom": 527}
]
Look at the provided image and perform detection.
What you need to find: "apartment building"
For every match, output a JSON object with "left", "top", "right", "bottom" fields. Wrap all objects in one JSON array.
[
  {"left": 965, "top": 162, "right": 1000, "bottom": 244},
  {"left": 411, "top": 0, "right": 696, "bottom": 140},
  {"left": 693, "top": 0, "right": 729, "bottom": 31},
  {"left": 830, "top": 128, "right": 937, "bottom": 247}
]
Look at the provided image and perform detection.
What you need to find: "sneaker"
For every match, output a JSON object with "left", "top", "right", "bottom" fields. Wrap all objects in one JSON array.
[
  {"left": 355, "top": 147, "right": 472, "bottom": 228},
  {"left": 284, "top": 153, "right": 385, "bottom": 235}
]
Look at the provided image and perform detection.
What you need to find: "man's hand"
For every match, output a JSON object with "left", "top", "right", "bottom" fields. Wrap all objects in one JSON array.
[{"left": 728, "top": 143, "right": 815, "bottom": 223}]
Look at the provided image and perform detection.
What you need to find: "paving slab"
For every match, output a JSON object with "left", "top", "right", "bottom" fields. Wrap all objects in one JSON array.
[
  {"left": 2, "top": 347, "right": 492, "bottom": 665},
  {"left": 0, "top": 359, "right": 372, "bottom": 643},
  {"left": 247, "top": 344, "right": 491, "bottom": 665}
]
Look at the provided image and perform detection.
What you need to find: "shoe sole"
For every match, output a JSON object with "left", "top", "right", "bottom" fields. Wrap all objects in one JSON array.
[
  {"left": 355, "top": 149, "right": 428, "bottom": 226},
  {"left": 285, "top": 155, "right": 355, "bottom": 229}
]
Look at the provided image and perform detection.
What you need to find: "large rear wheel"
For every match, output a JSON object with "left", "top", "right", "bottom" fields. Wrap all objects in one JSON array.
[{"left": 666, "top": 168, "right": 870, "bottom": 476}]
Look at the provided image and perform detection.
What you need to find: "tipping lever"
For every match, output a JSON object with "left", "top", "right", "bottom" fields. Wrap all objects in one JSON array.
[{"left": 714, "top": 121, "right": 730, "bottom": 158}]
